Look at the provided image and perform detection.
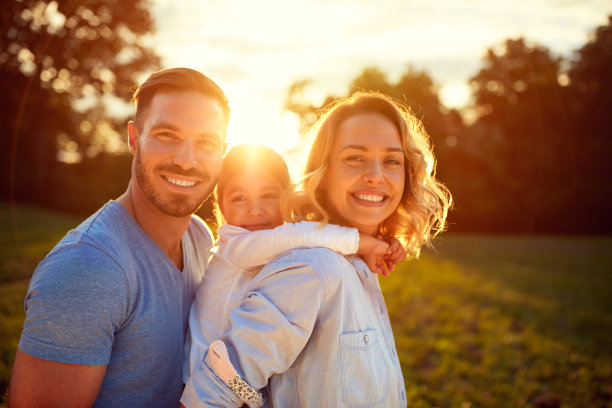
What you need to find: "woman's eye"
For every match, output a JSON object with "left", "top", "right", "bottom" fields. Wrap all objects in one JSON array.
[
  {"left": 386, "top": 157, "right": 403, "bottom": 166},
  {"left": 345, "top": 155, "right": 364, "bottom": 163},
  {"left": 230, "top": 196, "right": 246, "bottom": 203}
]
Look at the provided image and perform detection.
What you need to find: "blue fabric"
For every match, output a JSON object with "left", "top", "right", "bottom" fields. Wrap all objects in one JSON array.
[
  {"left": 19, "top": 201, "right": 213, "bottom": 407},
  {"left": 181, "top": 247, "right": 407, "bottom": 408}
]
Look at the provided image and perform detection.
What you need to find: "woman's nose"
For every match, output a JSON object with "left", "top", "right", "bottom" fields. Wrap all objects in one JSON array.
[{"left": 363, "top": 159, "right": 384, "bottom": 184}]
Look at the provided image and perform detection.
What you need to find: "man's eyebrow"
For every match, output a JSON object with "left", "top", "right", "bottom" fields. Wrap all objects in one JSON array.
[
  {"left": 149, "top": 123, "right": 180, "bottom": 132},
  {"left": 341, "top": 144, "right": 403, "bottom": 153}
]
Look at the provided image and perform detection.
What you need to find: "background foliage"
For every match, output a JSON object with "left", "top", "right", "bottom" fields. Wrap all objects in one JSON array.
[
  {"left": 1, "top": 0, "right": 159, "bottom": 214},
  {"left": 285, "top": 17, "right": 612, "bottom": 234}
]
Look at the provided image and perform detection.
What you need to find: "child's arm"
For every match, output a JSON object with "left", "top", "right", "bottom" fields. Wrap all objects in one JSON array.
[{"left": 216, "top": 221, "right": 360, "bottom": 269}]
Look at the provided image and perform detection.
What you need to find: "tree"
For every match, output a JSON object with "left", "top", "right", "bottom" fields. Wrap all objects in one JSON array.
[
  {"left": 285, "top": 65, "right": 462, "bottom": 155},
  {"left": 567, "top": 16, "right": 612, "bottom": 232},
  {"left": 466, "top": 38, "right": 576, "bottom": 232},
  {"left": 1, "top": 0, "right": 160, "bottom": 212}
]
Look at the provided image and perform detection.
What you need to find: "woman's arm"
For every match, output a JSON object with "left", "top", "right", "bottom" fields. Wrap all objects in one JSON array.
[{"left": 216, "top": 221, "right": 359, "bottom": 268}]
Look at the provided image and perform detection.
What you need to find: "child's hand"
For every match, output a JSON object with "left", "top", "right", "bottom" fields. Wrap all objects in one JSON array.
[
  {"left": 378, "top": 235, "right": 407, "bottom": 273},
  {"left": 357, "top": 234, "right": 391, "bottom": 276}
]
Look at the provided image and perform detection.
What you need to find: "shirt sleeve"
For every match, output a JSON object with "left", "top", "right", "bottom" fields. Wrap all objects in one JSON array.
[
  {"left": 181, "top": 254, "right": 323, "bottom": 407},
  {"left": 216, "top": 221, "right": 359, "bottom": 269},
  {"left": 18, "top": 243, "right": 130, "bottom": 365}
]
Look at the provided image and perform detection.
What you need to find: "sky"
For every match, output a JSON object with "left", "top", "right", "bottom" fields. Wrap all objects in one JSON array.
[{"left": 149, "top": 0, "right": 611, "bottom": 156}]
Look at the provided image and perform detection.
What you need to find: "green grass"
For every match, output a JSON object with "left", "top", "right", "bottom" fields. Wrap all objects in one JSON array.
[
  {"left": 1, "top": 202, "right": 611, "bottom": 406},
  {"left": 0, "top": 202, "right": 84, "bottom": 283},
  {"left": 0, "top": 202, "right": 84, "bottom": 402},
  {"left": 381, "top": 235, "right": 612, "bottom": 407}
]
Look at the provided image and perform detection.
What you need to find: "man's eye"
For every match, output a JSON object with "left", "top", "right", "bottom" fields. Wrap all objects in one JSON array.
[
  {"left": 199, "top": 138, "right": 221, "bottom": 149},
  {"left": 158, "top": 132, "right": 177, "bottom": 141}
]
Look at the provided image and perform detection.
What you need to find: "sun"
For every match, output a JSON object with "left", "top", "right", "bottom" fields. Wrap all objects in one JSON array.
[
  {"left": 224, "top": 92, "right": 301, "bottom": 155},
  {"left": 439, "top": 83, "right": 471, "bottom": 109},
  {"left": 223, "top": 90, "right": 305, "bottom": 179}
]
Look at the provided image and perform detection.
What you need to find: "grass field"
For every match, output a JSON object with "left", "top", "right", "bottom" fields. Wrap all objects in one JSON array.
[{"left": 1, "top": 202, "right": 611, "bottom": 407}]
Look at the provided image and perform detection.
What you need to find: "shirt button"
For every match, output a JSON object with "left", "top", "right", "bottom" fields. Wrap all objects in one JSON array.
[{"left": 363, "top": 334, "right": 369, "bottom": 344}]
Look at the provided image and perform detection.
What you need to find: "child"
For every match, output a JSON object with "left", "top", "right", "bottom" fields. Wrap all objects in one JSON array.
[{"left": 183, "top": 144, "right": 405, "bottom": 383}]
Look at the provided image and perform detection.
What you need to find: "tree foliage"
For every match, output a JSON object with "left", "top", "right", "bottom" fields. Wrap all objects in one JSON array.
[
  {"left": 567, "top": 16, "right": 612, "bottom": 232},
  {"left": 1, "top": 0, "right": 160, "bottom": 213},
  {"left": 464, "top": 37, "right": 576, "bottom": 232},
  {"left": 285, "top": 17, "right": 612, "bottom": 233}
]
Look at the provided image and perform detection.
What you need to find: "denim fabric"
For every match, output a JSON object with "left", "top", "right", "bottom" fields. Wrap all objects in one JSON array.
[
  {"left": 183, "top": 221, "right": 359, "bottom": 382},
  {"left": 181, "top": 247, "right": 407, "bottom": 408}
]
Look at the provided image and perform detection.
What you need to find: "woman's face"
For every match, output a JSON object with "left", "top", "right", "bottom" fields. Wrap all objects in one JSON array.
[{"left": 323, "top": 112, "right": 405, "bottom": 236}]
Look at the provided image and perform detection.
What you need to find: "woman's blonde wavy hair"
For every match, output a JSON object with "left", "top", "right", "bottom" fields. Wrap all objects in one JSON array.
[{"left": 281, "top": 91, "right": 452, "bottom": 258}]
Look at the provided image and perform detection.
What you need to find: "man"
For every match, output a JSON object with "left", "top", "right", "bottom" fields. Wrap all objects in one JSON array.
[{"left": 9, "top": 67, "right": 230, "bottom": 407}]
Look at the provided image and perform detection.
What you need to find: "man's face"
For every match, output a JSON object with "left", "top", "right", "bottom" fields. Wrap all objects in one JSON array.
[{"left": 129, "top": 91, "right": 228, "bottom": 217}]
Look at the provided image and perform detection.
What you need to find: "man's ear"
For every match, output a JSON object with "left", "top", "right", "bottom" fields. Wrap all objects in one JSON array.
[{"left": 127, "top": 121, "right": 139, "bottom": 155}]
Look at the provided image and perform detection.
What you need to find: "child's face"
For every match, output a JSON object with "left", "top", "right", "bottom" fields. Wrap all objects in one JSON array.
[{"left": 220, "top": 168, "right": 284, "bottom": 231}]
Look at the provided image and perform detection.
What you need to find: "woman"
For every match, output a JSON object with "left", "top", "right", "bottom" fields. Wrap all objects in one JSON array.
[{"left": 181, "top": 92, "right": 452, "bottom": 408}]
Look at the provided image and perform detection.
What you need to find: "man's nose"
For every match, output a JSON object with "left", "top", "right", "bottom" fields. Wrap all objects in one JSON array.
[{"left": 173, "top": 139, "right": 197, "bottom": 169}]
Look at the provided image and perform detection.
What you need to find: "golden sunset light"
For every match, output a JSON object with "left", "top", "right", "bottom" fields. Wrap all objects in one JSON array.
[
  {"left": 3, "top": 0, "right": 612, "bottom": 405},
  {"left": 149, "top": 0, "right": 610, "bottom": 156}
]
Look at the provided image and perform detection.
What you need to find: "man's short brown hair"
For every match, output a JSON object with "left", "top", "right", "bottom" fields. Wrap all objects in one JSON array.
[{"left": 131, "top": 67, "right": 230, "bottom": 126}]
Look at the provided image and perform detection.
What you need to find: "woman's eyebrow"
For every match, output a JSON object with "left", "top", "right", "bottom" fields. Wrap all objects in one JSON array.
[{"left": 341, "top": 144, "right": 403, "bottom": 153}]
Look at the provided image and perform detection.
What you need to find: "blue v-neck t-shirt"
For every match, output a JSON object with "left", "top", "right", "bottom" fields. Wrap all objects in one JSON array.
[{"left": 19, "top": 201, "right": 213, "bottom": 407}]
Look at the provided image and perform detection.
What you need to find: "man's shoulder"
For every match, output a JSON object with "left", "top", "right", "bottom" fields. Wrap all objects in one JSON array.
[
  {"left": 44, "top": 202, "right": 145, "bottom": 274},
  {"left": 55, "top": 201, "right": 129, "bottom": 242}
]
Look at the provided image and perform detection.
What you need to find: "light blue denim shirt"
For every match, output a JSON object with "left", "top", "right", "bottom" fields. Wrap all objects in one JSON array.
[{"left": 181, "top": 247, "right": 407, "bottom": 408}]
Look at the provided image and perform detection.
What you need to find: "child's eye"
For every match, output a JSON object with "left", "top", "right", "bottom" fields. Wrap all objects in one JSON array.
[
  {"left": 230, "top": 195, "right": 246, "bottom": 203},
  {"left": 262, "top": 193, "right": 280, "bottom": 200}
]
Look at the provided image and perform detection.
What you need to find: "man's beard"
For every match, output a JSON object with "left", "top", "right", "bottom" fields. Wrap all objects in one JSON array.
[{"left": 134, "top": 154, "right": 212, "bottom": 217}]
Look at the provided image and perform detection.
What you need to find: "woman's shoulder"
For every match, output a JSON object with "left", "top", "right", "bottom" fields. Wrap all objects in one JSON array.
[{"left": 264, "top": 247, "right": 354, "bottom": 280}]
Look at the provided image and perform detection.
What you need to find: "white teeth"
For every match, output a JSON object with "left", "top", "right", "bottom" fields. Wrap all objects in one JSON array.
[
  {"left": 166, "top": 176, "right": 196, "bottom": 187},
  {"left": 355, "top": 193, "right": 384, "bottom": 203}
]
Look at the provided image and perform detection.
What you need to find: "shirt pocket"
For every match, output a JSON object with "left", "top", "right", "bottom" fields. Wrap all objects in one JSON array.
[{"left": 340, "top": 329, "right": 390, "bottom": 407}]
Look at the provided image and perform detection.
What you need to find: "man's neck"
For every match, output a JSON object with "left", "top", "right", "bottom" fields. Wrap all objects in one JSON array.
[{"left": 116, "top": 182, "right": 190, "bottom": 270}]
